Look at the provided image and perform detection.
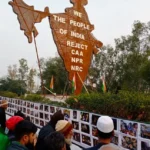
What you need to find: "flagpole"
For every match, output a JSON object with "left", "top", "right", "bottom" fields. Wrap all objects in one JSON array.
[
  {"left": 101, "top": 74, "right": 107, "bottom": 93},
  {"left": 33, "top": 33, "right": 45, "bottom": 96},
  {"left": 44, "top": 86, "right": 56, "bottom": 96},
  {"left": 77, "top": 72, "right": 89, "bottom": 94}
]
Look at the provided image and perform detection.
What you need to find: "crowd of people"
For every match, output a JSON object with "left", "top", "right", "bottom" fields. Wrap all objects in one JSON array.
[{"left": 0, "top": 99, "right": 120, "bottom": 150}]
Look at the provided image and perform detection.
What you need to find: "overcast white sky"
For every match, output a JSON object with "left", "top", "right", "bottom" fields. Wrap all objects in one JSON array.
[{"left": 0, "top": 0, "right": 150, "bottom": 77}]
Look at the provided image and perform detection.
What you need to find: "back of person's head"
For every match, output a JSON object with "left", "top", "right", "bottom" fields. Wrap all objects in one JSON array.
[
  {"left": 25, "top": 116, "right": 30, "bottom": 122},
  {"left": 44, "top": 132, "right": 66, "bottom": 150},
  {"left": 97, "top": 116, "right": 114, "bottom": 139},
  {"left": 14, "top": 110, "right": 30, "bottom": 121},
  {"left": 14, "top": 110, "right": 25, "bottom": 119},
  {"left": 14, "top": 120, "right": 37, "bottom": 141},
  {"left": 6, "top": 116, "right": 24, "bottom": 131},
  {"left": 50, "top": 110, "right": 64, "bottom": 128},
  {"left": 99, "top": 144, "right": 120, "bottom": 150},
  {"left": 0, "top": 107, "right": 6, "bottom": 130}
]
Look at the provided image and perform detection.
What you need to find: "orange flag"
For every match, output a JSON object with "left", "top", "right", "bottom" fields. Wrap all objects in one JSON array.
[{"left": 50, "top": 76, "right": 54, "bottom": 90}]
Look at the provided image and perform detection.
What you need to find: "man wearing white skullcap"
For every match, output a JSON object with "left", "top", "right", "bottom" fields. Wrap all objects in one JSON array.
[{"left": 84, "top": 116, "right": 116, "bottom": 150}]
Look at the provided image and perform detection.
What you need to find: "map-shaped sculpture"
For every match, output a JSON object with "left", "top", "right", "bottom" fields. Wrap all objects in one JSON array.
[{"left": 9, "top": 0, "right": 103, "bottom": 95}]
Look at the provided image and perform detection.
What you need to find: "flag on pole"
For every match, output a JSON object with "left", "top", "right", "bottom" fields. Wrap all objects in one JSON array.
[
  {"left": 50, "top": 76, "right": 54, "bottom": 90},
  {"left": 72, "top": 73, "right": 76, "bottom": 93},
  {"left": 101, "top": 76, "right": 106, "bottom": 93}
]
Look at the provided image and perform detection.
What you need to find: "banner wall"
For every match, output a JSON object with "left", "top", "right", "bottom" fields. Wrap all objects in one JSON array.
[{"left": 2, "top": 97, "right": 150, "bottom": 150}]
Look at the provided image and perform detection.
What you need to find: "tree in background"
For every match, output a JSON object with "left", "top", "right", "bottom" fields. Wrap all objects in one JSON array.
[
  {"left": 90, "top": 21, "right": 150, "bottom": 93},
  {"left": 18, "top": 58, "right": 29, "bottom": 81},
  {"left": 42, "top": 57, "right": 70, "bottom": 94},
  {"left": 27, "top": 68, "right": 36, "bottom": 93},
  {"left": 0, "top": 78, "right": 26, "bottom": 95},
  {"left": 8, "top": 64, "right": 18, "bottom": 80},
  {"left": 0, "top": 58, "right": 37, "bottom": 95}
]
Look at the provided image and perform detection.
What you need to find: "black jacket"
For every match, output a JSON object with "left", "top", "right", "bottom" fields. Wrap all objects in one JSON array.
[
  {"left": 36, "top": 123, "right": 55, "bottom": 150},
  {"left": 7, "top": 141, "right": 28, "bottom": 150},
  {"left": 66, "top": 144, "right": 71, "bottom": 150}
]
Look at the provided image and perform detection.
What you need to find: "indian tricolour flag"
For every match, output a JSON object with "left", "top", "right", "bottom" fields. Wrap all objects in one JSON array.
[
  {"left": 72, "top": 73, "right": 76, "bottom": 93},
  {"left": 101, "top": 76, "right": 106, "bottom": 93},
  {"left": 50, "top": 76, "right": 54, "bottom": 90}
]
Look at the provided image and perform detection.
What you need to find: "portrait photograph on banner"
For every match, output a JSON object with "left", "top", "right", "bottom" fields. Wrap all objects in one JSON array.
[
  {"left": 34, "top": 103, "right": 39, "bottom": 110},
  {"left": 73, "top": 110, "right": 78, "bottom": 120},
  {"left": 44, "top": 105, "right": 49, "bottom": 112},
  {"left": 39, "top": 104, "right": 43, "bottom": 111},
  {"left": 30, "top": 103, "right": 34, "bottom": 109},
  {"left": 141, "top": 140, "right": 150, "bottom": 150},
  {"left": 35, "top": 119, "right": 39, "bottom": 126},
  {"left": 30, "top": 117, "right": 34, "bottom": 124},
  {"left": 35, "top": 111, "right": 39, "bottom": 118},
  {"left": 27, "top": 102, "right": 30, "bottom": 108},
  {"left": 27, "top": 109, "right": 30, "bottom": 115},
  {"left": 39, "top": 112, "right": 44, "bottom": 119},
  {"left": 111, "top": 133, "right": 119, "bottom": 145},
  {"left": 112, "top": 118, "right": 118, "bottom": 130},
  {"left": 92, "top": 126, "right": 98, "bottom": 137},
  {"left": 30, "top": 110, "right": 34, "bottom": 116},
  {"left": 120, "top": 120, "right": 138, "bottom": 137},
  {"left": 50, "top": 106, "right": 55, "bottom": 113},
  {"left": 40, "top": 120, "right": 44, "bottom": 127},
  {"left": 93, "top": 138, "right": 99, "bottom": 147},
  {"left": 141, "top": 124, "right": 150, "bottom": 139},
  {"left": 23, "top": 107, "right": 26, "bottom": 113},
  {"left": 121, "top": 135, "right": 137, "bottom": 150},
  {"left": 72, "top": 120, "right": 79, "bottom": 130},
  {"left": 81, "top": 112, "right": 89, "bottom": 122},
  {"left": 45, "top": 113, "right": 49, "bottom": 120},
  {"left": 91, "top": 114, "right": 100, "bottom": 126},
  {"left": 81, "top": 123, "right": 90, "bottom": 134},
  {"left": 73, "top": 132, "right": 81, "bottom": 143},
  {"left": 82, "top": 134, "right": 91, "bottom": 146},
  {"left": 64, "top": 109, "right": 70, "bottom": 120}
]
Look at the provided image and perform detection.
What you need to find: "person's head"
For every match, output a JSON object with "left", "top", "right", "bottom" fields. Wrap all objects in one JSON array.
[
  {"left": 14, "top": 110, "right": 30, "bottom": 121},
  {"left": 6, "top": 116, "right": 24, "bottom": 133},
  {"left": 133, "top": 123, "right": 138, "bottom": 129},
  {"left": 0, "top": 107, "right": 6, "bottom": 130},
  {"left": 14, "top": 110, "right": 26, "bottom": 119},
  {"left": 14, "top": 120, "right": 37, "bottom": 147},
  {"left": 96, "top": 116, "right": 114, "bottom": 140},
  {"left": 50, "top": 110, "right": 64, "bottom": 128},
  {"left": 44, "top": 132, "right": 66, "bottom": 150},
  {"left": 55, "top": 120, "right": 73, "bottom": 145},
  {"left": 0, "top": 100, "right": 8, "bottom": 110}
]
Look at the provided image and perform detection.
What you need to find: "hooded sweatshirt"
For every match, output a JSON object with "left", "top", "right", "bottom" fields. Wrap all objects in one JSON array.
[{"left": 7, "top": 141, "right": 28, "bottom": 150}]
